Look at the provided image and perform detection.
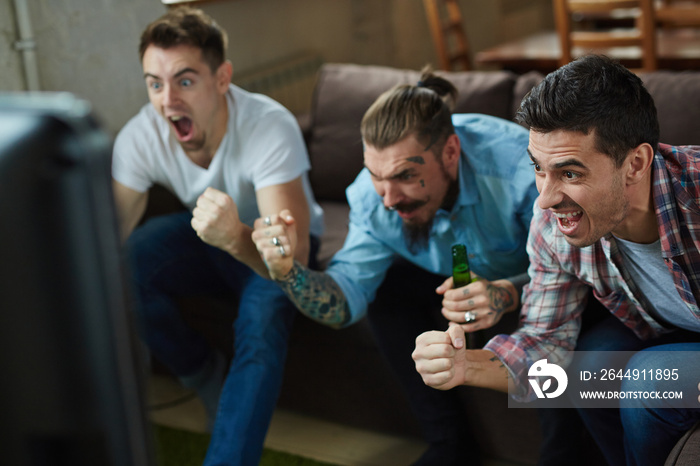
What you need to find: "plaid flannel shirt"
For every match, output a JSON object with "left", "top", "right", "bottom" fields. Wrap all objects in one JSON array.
[{"left": 484, "top": 144, "right": 700, "bottom": 401}]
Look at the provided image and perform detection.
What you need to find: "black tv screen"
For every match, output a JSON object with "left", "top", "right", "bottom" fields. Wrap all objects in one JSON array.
[{"left": 0, "top": 93, "right": 153, "bottom": 466}]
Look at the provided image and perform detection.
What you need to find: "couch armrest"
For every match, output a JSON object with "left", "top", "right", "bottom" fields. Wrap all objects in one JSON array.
[{"left": 665, "top": 421, "right": 700, "bottom": 466}]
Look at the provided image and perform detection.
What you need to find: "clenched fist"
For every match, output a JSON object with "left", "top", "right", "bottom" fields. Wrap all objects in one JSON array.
[
  {"left": 251, "top": 209, "right": 298, "bottom": 279},
  {"left": 191, "top": 187, "right": 244, "bottom": 253}
]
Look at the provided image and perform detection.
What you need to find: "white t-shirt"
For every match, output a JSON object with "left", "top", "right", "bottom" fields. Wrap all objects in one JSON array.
[{"left": 112, "top": 84, "right": 323, "bottom": 236}]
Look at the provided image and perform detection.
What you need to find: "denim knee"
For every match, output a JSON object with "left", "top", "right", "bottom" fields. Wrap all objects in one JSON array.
[
  {"left": 620, "top": 346, "right": 697, "bottom": 410},
  {"left": 620, "top": 350, "right": 662, "bottom": 409}
]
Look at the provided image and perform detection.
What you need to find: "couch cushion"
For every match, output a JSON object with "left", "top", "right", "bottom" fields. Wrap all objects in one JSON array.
[
  {"left": 511, "top": 71, "right": 545, "bottom": 119},
  {"left": 665, "top": 421, "right": 700, "bottom": 466},
  {"left": 640, "top": 71, "right": 700, "bottom": 146},
  {"left": 308, "top": 63, "right": 520, "bottom": 202}
]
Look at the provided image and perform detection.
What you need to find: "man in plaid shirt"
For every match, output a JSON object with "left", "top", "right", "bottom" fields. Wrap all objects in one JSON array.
[{"left": 413, "top": 55, "right": 700, "bottom": 466}]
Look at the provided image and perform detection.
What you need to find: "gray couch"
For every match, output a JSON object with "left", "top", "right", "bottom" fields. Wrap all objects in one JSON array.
[{"left": 147, "top": 63, "right": 700, "bottom": 465}]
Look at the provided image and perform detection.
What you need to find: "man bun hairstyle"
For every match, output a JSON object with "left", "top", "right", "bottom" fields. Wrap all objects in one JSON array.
[
  {"left": 139, "top": 7, "right": 228, "bottom": 73},
  {"left": 515, "top": 55, "right": 659, "bottom": 167},
  {"left": 361, "top": 65, "right": 458, "bottom": 157}
]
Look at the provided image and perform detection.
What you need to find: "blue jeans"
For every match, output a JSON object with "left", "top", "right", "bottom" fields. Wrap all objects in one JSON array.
[
  {"left": 567, "top": 315, "right": 700, "bottom": 466},
  {"left": 126, "top": 212, "right": 308, "bottom": 466},
  {"left": 620, "top": 344, "right": 700, "bottom": 466}
]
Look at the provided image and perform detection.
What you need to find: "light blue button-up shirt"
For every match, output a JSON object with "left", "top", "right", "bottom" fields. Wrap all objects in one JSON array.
[{"left": 326, "top": 114, "right": 538, "bottom": 325}]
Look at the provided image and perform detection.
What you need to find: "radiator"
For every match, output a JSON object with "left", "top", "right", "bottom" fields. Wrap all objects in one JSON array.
[{"left": 232, "top": 52, "right": 324, "bottom": 116}]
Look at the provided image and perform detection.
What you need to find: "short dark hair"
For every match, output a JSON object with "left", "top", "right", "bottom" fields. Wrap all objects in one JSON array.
[
  {"left": 515, "top": 55, "right": 659, "bottom": 167},
  {"left": 361, "top": 66, "right": 458, "bottom": 157},
  {"left": 139, "top": 7, "right": 227, "bottom": 73}
]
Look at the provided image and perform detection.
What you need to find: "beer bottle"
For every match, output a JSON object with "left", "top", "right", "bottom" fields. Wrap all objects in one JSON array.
[
  {"left": 452, "top": 243, "right": 480, "bottom": 348},
  {"left": 452, "top": 243, "right": 475, "bottom": 288}
]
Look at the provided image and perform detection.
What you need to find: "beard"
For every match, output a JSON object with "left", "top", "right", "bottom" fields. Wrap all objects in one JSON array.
[
  {"left": 402, "top": 174, "right": 459, "bottom": 254},
  {"left": 403, "top": 216, "right": 434, "bottom": 254}
]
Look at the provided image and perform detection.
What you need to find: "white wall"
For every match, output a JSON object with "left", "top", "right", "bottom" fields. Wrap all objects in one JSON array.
[
  {"left": 202, "top": 0, "right": 553, "bottom": 73},
  {"left": 202, "top": 0, "right": 398, "bottom": 72},
  {"left": 1, "top": 0, "right": 165, "bottom": 135},
  {"left": 0, "top": 0, "right": 552, "bottom": 135},
  {"left": 0, "top": 1, "right": 25, "bottom": 91}
]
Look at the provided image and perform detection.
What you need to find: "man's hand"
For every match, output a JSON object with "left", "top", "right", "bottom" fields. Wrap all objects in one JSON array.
[
  {"left": 436, "top": 276, "right": 518, "bottom": 332},
  {"left": 413, "top": 323, "right": 512, "bottom": 392},
  {"left": 412, "top": 323, "right": 469, "bottom": 390},
  {"left": 251, "top": 209, "right": 298, "bottom": 279},
  {"left": 191, "top": 187, "right": 245, "bottom": 253}
]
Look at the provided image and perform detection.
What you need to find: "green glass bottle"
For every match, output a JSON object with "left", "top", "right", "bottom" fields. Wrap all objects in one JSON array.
[
  {"left": 453, "top": 243, "right": 480, "bottom": 349},
  {"left": 452, "top": 243, "right": 475, "bottom": 288}
]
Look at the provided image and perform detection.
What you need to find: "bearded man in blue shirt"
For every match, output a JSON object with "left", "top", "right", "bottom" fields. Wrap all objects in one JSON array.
[{"left": 252, "top": 68, "right": 538, "bottom": 465}]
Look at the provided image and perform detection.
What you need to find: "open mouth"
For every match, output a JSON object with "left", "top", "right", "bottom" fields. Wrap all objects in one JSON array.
[
  {"left": 553, "top": 210, "right": 583, "bottom": 235},
  {"left": 388, "top": 199, "right": 429, "bottom": 222},
  {"left": 390, "top": 200, "right": 427, "bottom": 215},
  {"left": 398, "top": 209, "right": 417, "bottom": 220},
  {"left": 169, "top": 115, "right": 194, "bottom": 141}
]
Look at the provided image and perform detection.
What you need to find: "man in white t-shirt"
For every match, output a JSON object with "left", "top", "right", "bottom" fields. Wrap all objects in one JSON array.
[{"left": 112, "top": 8, "right": 323, "bottom": 466}]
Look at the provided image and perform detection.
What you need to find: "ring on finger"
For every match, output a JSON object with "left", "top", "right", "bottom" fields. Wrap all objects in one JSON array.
[
  {"left": 264, "top": 216, "right": 272, "bottom": 226},
  {"left": 464, "top": 311, "right": 477, "bottom": 323},
  {"left": 272, "top": 237, "right": 281, "bottom": 246},
  {"left": 278, "top": 245, "right": 287, "bottom": 257}
]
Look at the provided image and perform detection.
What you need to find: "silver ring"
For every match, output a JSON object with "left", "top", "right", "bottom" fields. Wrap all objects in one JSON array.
[
  {"left": 272, "top": 237, "right": 281, "bottom": 246},
  {"left": 263, "top": 216, "right": 272, "bottom": 226},
  {"left": 464, "top": 311, "right": 477, "bottom": 323},
  {"left": 278, "top": 245, "right": 287, "bottom": 257}
]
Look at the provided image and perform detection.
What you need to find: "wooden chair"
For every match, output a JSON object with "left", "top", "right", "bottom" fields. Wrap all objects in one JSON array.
[
  {"left": 422, "top": 0, "right": 471, "bottom": 71},
  {"left": 553, "top": 0, "right": 658, "bottom": 70},
  {"left": 655, "top": 0, "right": 700, "bottom": 28}
]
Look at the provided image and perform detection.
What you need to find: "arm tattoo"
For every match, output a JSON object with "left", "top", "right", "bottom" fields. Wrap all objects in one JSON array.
[
  {"left": 489, "top": 355, "right": 512, "bottom": 380},
  {"left": 275, "top": 261, "right": 351, "bottom": 327},
  {"left": 487, "top": 283, "right": 515, "bottom": 317}
]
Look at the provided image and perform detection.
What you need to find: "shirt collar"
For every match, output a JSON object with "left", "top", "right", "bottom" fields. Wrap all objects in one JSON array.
[{"left": 653, "top": 147, "right": 685, "bottom": 258}]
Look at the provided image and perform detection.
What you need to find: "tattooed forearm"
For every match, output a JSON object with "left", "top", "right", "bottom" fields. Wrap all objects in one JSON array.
[
  {"left": 275, "top": 261, "right": 351, "bottom": 327},
  {"left": 489, "top": 355, "right": 512, "bottom": 380},
  {"left": 486, "top": 282, "right": 516, "bottom": 317}
]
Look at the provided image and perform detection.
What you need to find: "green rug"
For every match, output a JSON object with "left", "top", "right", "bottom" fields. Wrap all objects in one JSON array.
[{"left": 153, "top": 424, "right": 335, "bottom": 466}]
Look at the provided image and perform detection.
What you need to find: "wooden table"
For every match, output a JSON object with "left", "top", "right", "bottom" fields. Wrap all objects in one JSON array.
[{"left": 475, "top": 29, "right": 700, "bottom": 74}]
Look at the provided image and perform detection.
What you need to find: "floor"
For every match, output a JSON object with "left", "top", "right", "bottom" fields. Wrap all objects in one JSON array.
[{"left": 148, "top": 374, "right": 523, "bottom": 466}]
